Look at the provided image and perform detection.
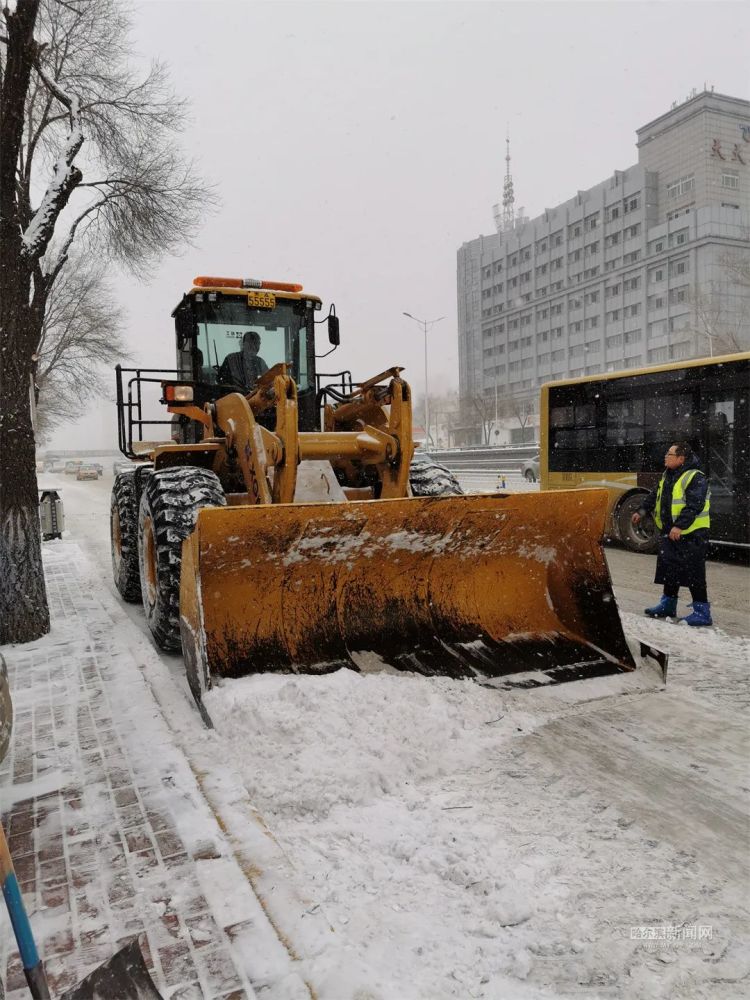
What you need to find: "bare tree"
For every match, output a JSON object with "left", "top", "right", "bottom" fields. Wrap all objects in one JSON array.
[
  {"left": 0, "top": 0, "right": 216, "bottom": 644},
  {"left": 688, "top": 285, "right": 749, "bottom": 357},
  {"left": 34, "top": 256, "right": 128, "bottom": 437},
  {"left": 506, "top": 395, "right": 536, "bottom": 444},
  {"left": 470, "top": 392, "right": 495, "bottom": 445},
  {"left": 718, "top": 246, "right": 750, "bottom": 292}
]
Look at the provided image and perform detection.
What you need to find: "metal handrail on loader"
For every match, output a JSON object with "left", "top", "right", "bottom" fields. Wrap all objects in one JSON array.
[{"left": 115, "top": 364, "right": 187, "bottom": 459}]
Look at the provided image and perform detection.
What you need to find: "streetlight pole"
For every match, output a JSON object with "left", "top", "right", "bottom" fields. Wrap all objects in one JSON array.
[{"left": 403, "top": 311, "right": 444, "bottom": 448}]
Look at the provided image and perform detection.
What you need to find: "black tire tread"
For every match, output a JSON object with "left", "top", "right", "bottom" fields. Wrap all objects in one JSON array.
[
  {"left": 138, "top": 467, "right": 226, "bottom": 651},
  {"left": 111, "top": 471, "right": 143, "bottom": 602},
  {"left": 409, "top": 452, "right": 463, "bottom": 497}
]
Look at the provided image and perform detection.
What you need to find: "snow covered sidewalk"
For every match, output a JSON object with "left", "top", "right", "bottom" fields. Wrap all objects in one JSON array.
[{"left": 0, "top": 543, "right": 341, "bottom": 1000}]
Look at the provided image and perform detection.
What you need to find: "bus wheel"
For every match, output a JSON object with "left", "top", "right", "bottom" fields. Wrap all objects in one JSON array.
[{"left": 617, "top": 494, "right": 659, "bottom": 553}]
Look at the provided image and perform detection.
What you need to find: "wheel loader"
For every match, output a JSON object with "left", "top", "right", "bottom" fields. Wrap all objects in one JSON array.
[{"left": 111, "top": 276, "right": 666, "bottom": 707}]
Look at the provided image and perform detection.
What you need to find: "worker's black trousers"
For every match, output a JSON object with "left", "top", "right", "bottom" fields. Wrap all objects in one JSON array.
[
  {"left": 656, "top": 531, "right": 709, "bottom": 604},
  {"left": 663, "top": 582, "right": 708, "bottom": 603}
]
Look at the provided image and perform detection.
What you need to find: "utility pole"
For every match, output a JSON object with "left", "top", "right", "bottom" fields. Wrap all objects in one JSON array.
[{"left": 402, "top": 312, "right": 444, "bottom": 448}]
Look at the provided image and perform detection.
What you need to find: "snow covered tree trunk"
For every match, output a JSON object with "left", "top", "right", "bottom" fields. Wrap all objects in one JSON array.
[
  {"left": 1, "top": 0, "right": 50, "bottom": 643},
  {"left": 0, "top": 297, "right": 50, "bottom": 645}
]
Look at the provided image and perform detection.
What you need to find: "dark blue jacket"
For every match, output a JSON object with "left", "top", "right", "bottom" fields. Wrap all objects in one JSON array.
[{"left": 639, "top": 456, "right": 709, "bottom": 532}]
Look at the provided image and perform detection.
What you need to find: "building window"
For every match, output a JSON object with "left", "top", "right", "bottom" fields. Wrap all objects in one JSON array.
[
  {"left": 552, "top": 232, "right": 563, "bottom": 247},
  {"left": 648, "top": 295, "right": 665, "bottom": 312},
  {"left": 669, "top": 286, "right": 689, "bottom": 306},
  {"left": 585, "top": 213, "right": 600, "bottom": 232},
  {"left": 625, "top": 303, "right": 641, "bottom": 318},
  {"left": 669, "top": 257, "right": 690, "bottom": 278},
  {"left": 670, "top": 341, "right": 692, "bottom": 360},
  {"left": 666, "top": 175, "right": 695, "bottom": 199},
  {"left": 584, "top": 316, "right": 600, "bottom": 330},
  {"left": 606, "top": 283, "right": 621, "bottom": 298},
  {"left": 648, "top": 319, "right": 668, "bottom": 338},
  {"left": 624, "top": 329, "right": 642, "bottom": 345},
  {"left": 623, "top": 275, "right": 642, "bottom": 291},
  {"left": 607, "top": 309, "right": 621, "bottom": 321},
  {"left": 605, "top": 233, "right": 621, "bottom": 248},
  {"left": 568, "top": 224, "right": 582, "bottom": 239},
  {"left": 585, "top": 340, "right": 601, "bottom": 354},
  {"left": 606, "top": 334, "right": 623, "bottom": 349},
  {"left": 649, "top": 267, "right": 665, "bottom": 284},
  {"left": 568, "top": 295, "right": 583, "bottom": 310},
  {"left": 648, "top": 347, "right": 669, "bottom": 363},
  {"left": 584, "top": 290, "right": 600, "bottom": 304},
  {"left": 623, "top": 250, "right": 641, "bottom": 264},
  {"left": 570, "top": 344, "right": 584, "bottom": 358},
  {"left": 721, "top": 172, "right": 739, "bottom": 190},
  {"left": 668, "top": 229, "right": 688, "bottom": 248},
  {"left": 551, "top": 349, "right": 565, "bottom": 362},
  {"left": 669, "top": 315, "right": 690, "bottom": 333}
]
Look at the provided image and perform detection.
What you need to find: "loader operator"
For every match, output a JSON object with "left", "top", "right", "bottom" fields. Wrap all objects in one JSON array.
[
  {"left": 219, "top": 331, "right": 268, "bottom": 391},
  {"left": 632, "top": 441, "right": 712, "bottom": 626}
]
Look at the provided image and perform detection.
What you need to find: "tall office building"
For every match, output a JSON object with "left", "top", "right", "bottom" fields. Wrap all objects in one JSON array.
[{"left": 457, "top": 91, "right": 750, "bottom": 444}]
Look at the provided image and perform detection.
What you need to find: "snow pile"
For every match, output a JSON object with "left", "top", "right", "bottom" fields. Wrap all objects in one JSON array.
[{"left": 205, "top": 634, "right": 750, "bottom": 999}]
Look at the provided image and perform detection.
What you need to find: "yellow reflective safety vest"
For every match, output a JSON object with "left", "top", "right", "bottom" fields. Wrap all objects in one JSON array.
[{"left": 654, "top": 469, "right": 710, "bottom": 533}]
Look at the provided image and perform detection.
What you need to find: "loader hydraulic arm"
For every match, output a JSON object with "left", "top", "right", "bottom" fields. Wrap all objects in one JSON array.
[{"left": 193, "top": 365, "right": 414, "bottom": 504}]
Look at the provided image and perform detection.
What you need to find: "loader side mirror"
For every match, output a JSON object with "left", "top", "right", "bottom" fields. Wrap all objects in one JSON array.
[{"left": 328, "top": 313, "right": 340, "bottom": 346}]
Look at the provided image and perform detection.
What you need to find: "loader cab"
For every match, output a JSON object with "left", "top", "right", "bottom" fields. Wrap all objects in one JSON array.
[{"left": 172, "top": 279, "right": 323, "bottom": 431}]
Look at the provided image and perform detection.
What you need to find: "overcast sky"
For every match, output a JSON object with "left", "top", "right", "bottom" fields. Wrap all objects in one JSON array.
[{"left": 49, "top": 0, "right": 750, "bottom": 450}]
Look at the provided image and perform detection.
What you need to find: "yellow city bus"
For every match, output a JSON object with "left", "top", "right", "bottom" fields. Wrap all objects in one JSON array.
[{"left": 539, "top": 352, "right": 750, "bottom": 552}]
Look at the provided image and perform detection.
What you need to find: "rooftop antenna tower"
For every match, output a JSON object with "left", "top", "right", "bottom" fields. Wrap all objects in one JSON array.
[{"left": 502, "top": 129, "right": 515, "bottom": 232}]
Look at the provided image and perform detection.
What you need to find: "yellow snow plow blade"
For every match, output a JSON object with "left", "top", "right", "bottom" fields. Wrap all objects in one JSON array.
[{"left": 180, "top": 489, "right": 662, "bottom": 693}]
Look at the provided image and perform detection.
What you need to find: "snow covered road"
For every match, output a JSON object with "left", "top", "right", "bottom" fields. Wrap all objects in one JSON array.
[{"left": 31, "top": 469, "right": 750, "bottom": 999}]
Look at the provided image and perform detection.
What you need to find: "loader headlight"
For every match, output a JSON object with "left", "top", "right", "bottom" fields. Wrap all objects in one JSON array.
[{"left": 165, "top": 384, "right": 194, "bottom": 402}]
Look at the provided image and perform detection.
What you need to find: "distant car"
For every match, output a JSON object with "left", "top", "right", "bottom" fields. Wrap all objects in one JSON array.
[
  {"left": 521, "top": 454, "right": 540, "bottom": 483},
  {"left": 76, "top": 464, "right": 99, "bottom": 481},
  {"left": 92, "top": 463, "right": 103, "bottom": 478},
  {"left": 65, "top": 460, "right": 82, "bottom": 475},
  {"left": 50, "top": 461, "right": 66, "bottom": 473}
]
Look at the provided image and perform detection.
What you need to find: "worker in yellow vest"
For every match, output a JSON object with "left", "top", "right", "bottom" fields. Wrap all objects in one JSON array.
[{"left": 632, "top": 441, "right": 712, "bottom": 626}]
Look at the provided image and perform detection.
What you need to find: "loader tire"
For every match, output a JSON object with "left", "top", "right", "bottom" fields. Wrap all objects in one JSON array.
[
  {"left": 138, "top": 467, "right": 226, "bottom": 652},
  {"left": 111, "top": 471, "right": 143, "bottom": 603},
  {"left": 409, "top": 452, "right": 463, "bottom": 497},
  {"left": 617, "top": 493, "right": 659, "bottom": 554}
]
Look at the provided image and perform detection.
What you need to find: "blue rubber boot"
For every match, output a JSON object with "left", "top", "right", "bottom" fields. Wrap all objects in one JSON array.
[
  {"left": 644, "top": 595, "right": 678, "bottom": 618},
  {"left": 681, "top": 601, "right": 713, "bottom": 627}
]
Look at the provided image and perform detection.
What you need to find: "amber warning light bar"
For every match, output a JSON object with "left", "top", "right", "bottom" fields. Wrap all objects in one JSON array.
[{"left": 193, "top": 276, "right": 303, "bottom": 292}]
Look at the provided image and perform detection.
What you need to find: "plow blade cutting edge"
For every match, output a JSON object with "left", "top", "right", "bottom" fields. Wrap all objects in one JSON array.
[{"left": 180, "top": 489, "right": 666, "bottom": 694}]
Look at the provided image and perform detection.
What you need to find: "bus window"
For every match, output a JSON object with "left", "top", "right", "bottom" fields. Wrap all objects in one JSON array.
[
  {"left": 643, "top": 393, "right": 697, "bottom": 466},
  {"left": 707, "top": 399, "right": 734, "bottom": 496},
  {"left": 606, "top": 399, "right": 644, "bottom": 446}
]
